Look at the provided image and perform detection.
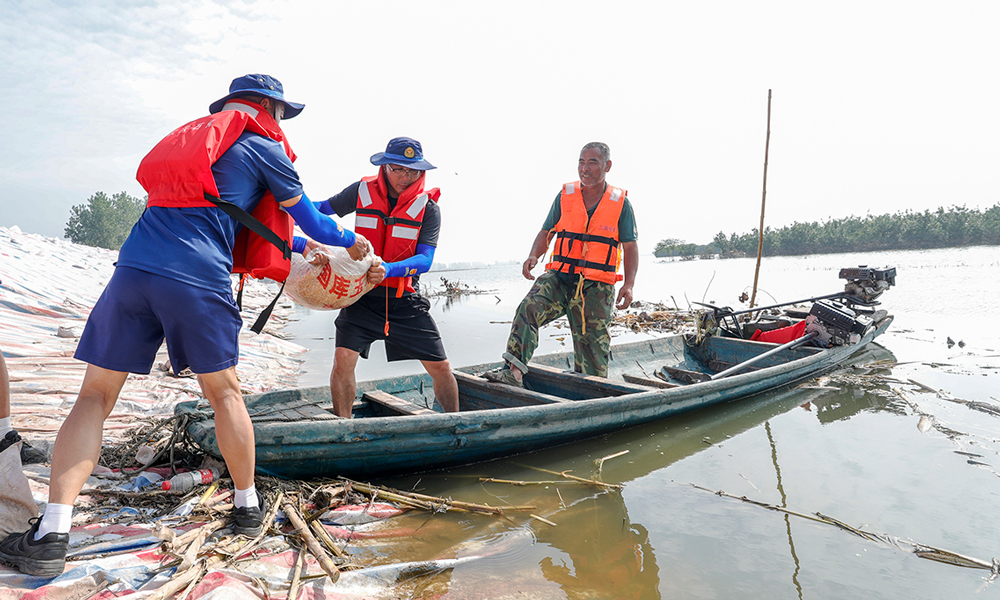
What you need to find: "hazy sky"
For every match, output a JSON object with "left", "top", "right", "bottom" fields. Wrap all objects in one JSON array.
[{"left": 2, "top": 1, "right": 997, "bottom": 263}]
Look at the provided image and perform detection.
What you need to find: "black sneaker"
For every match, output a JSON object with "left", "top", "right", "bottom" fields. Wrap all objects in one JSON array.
[
  {"left": 0, "top": 430, "right": 20, "bottom": 454},
  {"left": 232, "top": 493, "right": 267, "bottom": 537},
  {"left": 0, "top": 517, "right": 69, "bottom": 578},
  {"left": 0, "top": 430, "right": 46, "bottom": 464}
]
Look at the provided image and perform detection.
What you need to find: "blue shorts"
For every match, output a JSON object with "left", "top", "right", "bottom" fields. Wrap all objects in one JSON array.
[{"left": 75, "top": 267, "right": 242, "bottom": 374}]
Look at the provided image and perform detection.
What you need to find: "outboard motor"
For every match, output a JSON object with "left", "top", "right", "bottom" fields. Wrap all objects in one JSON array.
[
  {"left": 693, "top": 264, "right": 897, "bottom": 343},
  {"left": 807, "top": 265, "right": 896, "bottom": 343},
  {"left": 839, "top": 266, "right": 896, "bottom": 305}
]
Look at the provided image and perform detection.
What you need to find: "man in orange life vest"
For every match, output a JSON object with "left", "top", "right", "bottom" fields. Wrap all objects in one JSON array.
[
  {"left": 0, "top": 74, "right": 368, "bottom": 578},
  {"left": 312, "top": 137, "right": 459, "bottom": 417},
  {"left": 486, "top": 142, "right": 639, "bottom": 385}
]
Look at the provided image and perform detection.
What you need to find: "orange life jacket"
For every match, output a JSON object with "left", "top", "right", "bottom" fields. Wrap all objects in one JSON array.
[
  {"left": 545, "top": 181, "right": 626, "bottom": 284},
  {"left": 354, "top": 172, "right": 440, "bottom": 295},
  {"left": 136, "top": 100, "right": 296, "bottom": 283}
]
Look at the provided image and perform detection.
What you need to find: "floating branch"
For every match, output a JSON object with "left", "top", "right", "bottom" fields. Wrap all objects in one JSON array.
[{"left": 691, "top": 484, "right": 998, "bottom": 573}]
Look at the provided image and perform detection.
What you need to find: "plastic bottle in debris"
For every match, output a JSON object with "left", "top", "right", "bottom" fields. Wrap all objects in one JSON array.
[
  {"left": 135, "top": 444, "right": 156, "bottom": 465},
  {"left": 161, "top": 468, "right": 219, "bottom": 493},
  {"left": 122, "top": 471, "right": 163, "bottom": 491}
]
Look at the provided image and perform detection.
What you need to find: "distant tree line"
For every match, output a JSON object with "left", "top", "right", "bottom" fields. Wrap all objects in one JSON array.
[{"left": 655, "top": 204, "right": 1000, "bottom": 259}]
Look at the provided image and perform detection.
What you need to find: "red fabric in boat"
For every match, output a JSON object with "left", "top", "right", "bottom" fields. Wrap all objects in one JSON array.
[{"left": 750, "top": 320, "right": 807, "bottom": 344}]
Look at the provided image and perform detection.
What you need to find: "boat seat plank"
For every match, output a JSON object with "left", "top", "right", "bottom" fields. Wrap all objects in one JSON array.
[
  {"left": 622, "top": 373, "right": 679, "bottom": 389},
  {"left": 527, "top": 364, "right": 651, "bottom": 397},
  {"left": 292, "top": 403, "right": 341, "bottom": 420},
  {"left": 363, "top": 390, "right": 437, "bottom": 416},
  {"left": 454, "top": 371, "right": 572, "bottom": 408},
  {"left": 658, "top": 365, "right": 711, "bottom": 384}
]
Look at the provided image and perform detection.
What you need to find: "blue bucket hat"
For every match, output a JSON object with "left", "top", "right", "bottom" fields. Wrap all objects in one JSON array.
[
  {"left": 209, "top": 74, "right": 305, "bottom": 119},
  {"left": 370, "top": 137, "right": 436, "bottom": 171}
]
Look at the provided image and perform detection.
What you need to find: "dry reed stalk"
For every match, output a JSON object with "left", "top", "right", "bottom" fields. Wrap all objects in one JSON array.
[
  {"left": 524, "top": 466, "right": 624, "bottom": 490},
  {"left": 167, "top": 518, "right": 228, "bottom": 554},
  {"left": 347, "top": 479, "right": 534, "bottom": 514},
  {"left": 594, "top": 450, "right": 630, "bottom": 476},
  {"left": 480, "top": 478, "right": 588, "bottom": 486},
  {"left": 145, "top": 555, "right": 221, "bottom": 600},
  {"left": 202, "top": 489, "right": 232, "bottom": 508},
  {"left": 287, "top": 547, "right": 306, "bottom": 600},
  {"left": 309, "top": 518, "right": 348, "bottom": 560},
  {"left": 530, "top": 514, "right": 557, "bottom": 527},
  {"left": 283, "top": 499, "right": 341, "bottom": 583}
]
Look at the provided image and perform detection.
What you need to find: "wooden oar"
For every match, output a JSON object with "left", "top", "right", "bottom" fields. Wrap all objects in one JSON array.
[{"left": 710, "top": 331, "right": 817, "bottom": 380}]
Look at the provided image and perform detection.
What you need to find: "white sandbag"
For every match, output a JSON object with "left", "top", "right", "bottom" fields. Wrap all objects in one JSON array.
[
  {"left": 285, "top": 246, "right": 380, "bottom": 310},
  {"left": 0, "top": 440, "right": 39, "bottom": 537}
]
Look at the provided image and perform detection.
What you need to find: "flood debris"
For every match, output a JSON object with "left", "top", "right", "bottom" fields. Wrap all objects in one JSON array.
[
  {"left": 690, "top": 483, "right": 999, "bottom": 576},
  {"left": 426, "top": 277, "right": 494, "bottom": 299},
  {"left": 2, "top": 471, "right": 533, "bottom": 597},
  {"left": 613, "top": 302, "right": 697, "bottom": 335}
]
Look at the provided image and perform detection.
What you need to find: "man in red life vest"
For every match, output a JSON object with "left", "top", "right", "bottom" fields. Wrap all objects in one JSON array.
[
  {"left": 486, "top": 142, "right": 639, "bottom": 385},
  {"left": 0, "top": 74, "right": 368, "bottom": 578},
  {"left": 312, "top": 137, "right": 459, "bottom": 417}
]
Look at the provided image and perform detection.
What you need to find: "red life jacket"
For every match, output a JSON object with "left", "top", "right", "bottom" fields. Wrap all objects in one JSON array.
[
  {"left": 545, "top": 181, "right": 626, "bottom": 284},
  {"left": 136, "top": 100, "right": 296, "bottom": 282},
  {"left": 750, "top": 320, "right": 807, "bottom": 344},
  {"left": 354, "top": 171, "right": 440, "bottom": 295}
]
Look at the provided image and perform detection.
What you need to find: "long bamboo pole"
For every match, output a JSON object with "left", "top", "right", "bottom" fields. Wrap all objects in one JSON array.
[{"left": 749, "top": 89, "right": 773, "bottom": 312}]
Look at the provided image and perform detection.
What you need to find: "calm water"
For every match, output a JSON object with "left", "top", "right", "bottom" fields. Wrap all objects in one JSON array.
[{"left": 284, "top": 247, "right": 1000, "bottom": 599}]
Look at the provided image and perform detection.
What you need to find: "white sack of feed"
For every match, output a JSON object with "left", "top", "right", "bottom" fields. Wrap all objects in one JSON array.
[{"left": 285, "top": 246, "right": 380, "bottom": 310}]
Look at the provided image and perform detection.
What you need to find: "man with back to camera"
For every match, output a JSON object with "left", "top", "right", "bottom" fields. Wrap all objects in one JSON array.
[
  {"left": 312, "top": 137, "right": 459, "bottom": 417},
  {"left": 485, "top": 142, "right": 638, "bottom": 386},
  {"left": 0, "top": 74, "right": 369, "bottom": 578}
]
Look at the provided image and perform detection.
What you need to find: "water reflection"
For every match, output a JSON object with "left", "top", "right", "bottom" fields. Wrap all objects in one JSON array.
[
  {"left": 797, "top": 360, "right": 902, "bottom": 424},
  {"left": 538, "top": 493, "right": 661, "bottom": 600}
]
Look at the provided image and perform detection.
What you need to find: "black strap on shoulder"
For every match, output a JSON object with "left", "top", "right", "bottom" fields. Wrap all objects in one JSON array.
[
  {"left": 204, "top": 192, "right": 291, "bottom": 261},
  {"left": 204, "top": 192, "right": 290, "bottom": 334}
]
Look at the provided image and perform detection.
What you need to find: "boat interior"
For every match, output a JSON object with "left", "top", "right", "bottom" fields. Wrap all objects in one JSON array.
[{"left": 337, "top": 330, "right": 828, "bottom": 418}]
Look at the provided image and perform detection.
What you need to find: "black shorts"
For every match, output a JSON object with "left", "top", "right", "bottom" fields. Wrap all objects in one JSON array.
[{"left": 335, "top": 290, "right": 448, "bottom": 362}]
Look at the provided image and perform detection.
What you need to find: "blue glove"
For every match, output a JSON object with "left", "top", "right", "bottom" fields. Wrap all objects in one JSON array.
[
  {"left": 283, "top": 193, "right": 357, "bottom": 248},
  {"left": 382, "top": 244, "right": 435, "bottom": 278}
]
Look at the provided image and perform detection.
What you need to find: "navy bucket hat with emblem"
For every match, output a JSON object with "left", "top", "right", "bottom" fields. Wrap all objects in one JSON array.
[
  {"left": 370, "top": 137, "right": 436, "bottom": 171},
  {"left": 209, "top": 74, "right": 305, "bottom": 119}
]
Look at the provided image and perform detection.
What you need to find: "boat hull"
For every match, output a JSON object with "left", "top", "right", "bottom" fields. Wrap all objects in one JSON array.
[{"left": 178, "top": 316, "right": 893, "bottom": 479}]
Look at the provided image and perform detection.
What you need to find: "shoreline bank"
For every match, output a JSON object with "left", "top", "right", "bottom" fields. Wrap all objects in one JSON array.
[{"left": 0, "top": 226, "right": 306, "bottom": 448}]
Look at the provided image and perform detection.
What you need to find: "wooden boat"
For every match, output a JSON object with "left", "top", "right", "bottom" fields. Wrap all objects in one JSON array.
[{"left": 176, "top": 313, "right": 894, "bottom": 480}]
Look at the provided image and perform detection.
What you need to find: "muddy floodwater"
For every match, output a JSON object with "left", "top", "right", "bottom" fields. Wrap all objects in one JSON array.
[{"left": 285, "top": 247, "right": 1000, "bottom": 599}]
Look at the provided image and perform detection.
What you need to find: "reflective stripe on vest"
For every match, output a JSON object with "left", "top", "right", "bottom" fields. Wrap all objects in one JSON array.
[{"left": 358, "top": 181, "right": 374, "bottom": 208}]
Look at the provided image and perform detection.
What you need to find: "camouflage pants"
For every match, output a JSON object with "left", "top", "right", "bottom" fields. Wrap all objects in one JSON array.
[{"left": 504, "top": 271, "right": 615, "bottom": 377}]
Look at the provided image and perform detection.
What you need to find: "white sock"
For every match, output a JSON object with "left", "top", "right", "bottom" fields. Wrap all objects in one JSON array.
[
  {"left": 35, "top": 503, "right": 74, "bottom": 539},
  {"left": 0, "top": 416, "right": 11, "bottom": 436},
  {"left": 234, "top": 485, "right": 258, "bottom": 509}
]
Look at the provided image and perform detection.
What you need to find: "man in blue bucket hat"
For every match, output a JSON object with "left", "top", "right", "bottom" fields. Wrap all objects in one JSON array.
[
  {"left": 306, "top": 137, "right": 459, "bottom": 418},
  {"left": 0, "top": 74, "right": 369, "bottom": 578}
]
